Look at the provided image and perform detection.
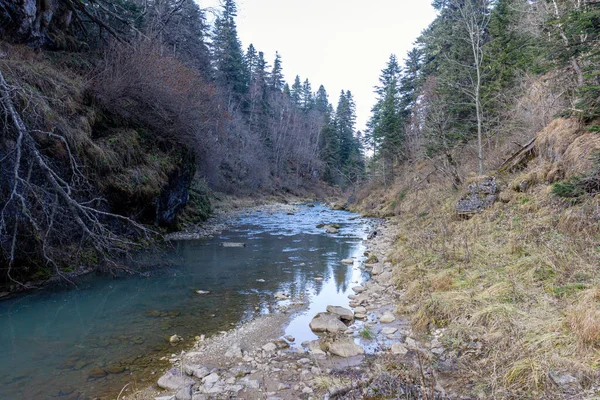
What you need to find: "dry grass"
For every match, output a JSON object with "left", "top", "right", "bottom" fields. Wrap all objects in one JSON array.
[{"left": 355, "top": 146, "right": 600, "bottom": 398}]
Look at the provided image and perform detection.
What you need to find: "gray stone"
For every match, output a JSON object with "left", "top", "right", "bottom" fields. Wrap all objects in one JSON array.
[
  {"left": 183, "top": 364, "right": 210, "bottom": 379},
  {"left": 202, "top": 372, "right": 220, "bottom": 385},
  {"left": 155, "top": 396, "right": 176, "bottom": 400},
  {"left": 325, "top": 226, "right": 339, "bottom": 234},
  {"left": 456, "top": 176, "right": 499, "bottom": 216},
  {"left": 327, "top": 339, "right": 365, "bottom": 357},
  {"left": 225, "top": 345, "right": 242, "bottom": 359},
  {"left": 221, "top": 242, "right": 246, "bottom": 248},
  {"left": 195, "top": 290, "right": 210, "bottom": 295},
  {"left": 391, "top": 343, "right": 408, "bottom": 355},
  {"left": 243, "top": 379, "right": 261, "bottom": 389},
  {"left": 274, "top": 292, "right": 289, "bottom": 300},
  {"left": 169, "top": 334, "right": 183, "bottom": 344},
  {"left": 371, "top": 264, "right": 384, "bottom": 275},
  {"left": 379, "top": 312, "right": 396, "bottom": 323},
  {"left": 309, "top": 312, "right": 347, "bottom": 333},
  {"left": 158, "top": 369, "right": 195, "bottom": 391},
  {"left": 382, "top": 327, "right": 398, "bottom": 335},
  {"left": 352, "top": 286, "right": 365, "bottom": 293},
  {"left": 340, "top": 259, "right": 354, "bottom": 265},
  {"left": 326, "top": 305, "right": 354, "bottom": 322},
  {"left": 175, "top": 385, "right": 193, "bottom": 400},
  {"left": 262, "top": 342, "right": 277, "bottom": 352}
]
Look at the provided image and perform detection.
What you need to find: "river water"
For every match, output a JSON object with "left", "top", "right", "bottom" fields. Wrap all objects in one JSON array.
[{"left": 0, "top": 204, "right": 371, "bottom": 399}]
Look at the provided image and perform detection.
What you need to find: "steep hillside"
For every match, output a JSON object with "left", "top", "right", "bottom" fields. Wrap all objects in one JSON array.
[{"left": 351, "top": 117, "right": 600, "bottom": 398}]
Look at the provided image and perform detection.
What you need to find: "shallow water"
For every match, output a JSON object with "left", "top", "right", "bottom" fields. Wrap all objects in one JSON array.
[{"left": 0, "top": 204, "right": 371, "bottom": 399}]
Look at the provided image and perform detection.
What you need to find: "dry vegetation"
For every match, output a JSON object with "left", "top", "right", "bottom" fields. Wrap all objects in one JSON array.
[{"left": 353, "top": 118, "right": 600, "bottom": 398}]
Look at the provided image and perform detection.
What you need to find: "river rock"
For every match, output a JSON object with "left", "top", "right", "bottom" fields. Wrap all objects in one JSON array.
[
  {"left": 221, "top": 242, "right": 246, "bottom": 248},
  {"left": 284, "top": 335, "right": 295, "bottom": 342},
  {"left": 184, "top": 364, "right": 210, "bottom": 379},
  {"left": 325, "top": 226, "right": 339, "bottom": 234},
  {"left": 224, "top": 345, "right": 242, "bottom": 359},
  {"left": 352, "top": 286, "right": 365, "bottom": 293},
  {"left": 158, "top": 368, "right": 195, "bottom": 391},
  {"left": 262, "top": 342, "right": 277, "bottom": 352},
  {"left": 380, "top": 312, "right": 396, "bottom": 323},
  {"left": 326, "top": 338, "right": 365, "bottom": 357},
  {"left": 391, "top": 343, "right": 408, "bottom": 355},
  {"left": 274, "top": 292, "right": 289, "bottom": 300},
  {"left": 202, "top": 372, "right": 220, "bottom": 385},
  {"left": 309, "top": 312, "right": 347, "bottom": 333},
  {"left": 382, "top": 327, "right": 398, "bottom": 335},
  {"left": 340, "top": 259, "right": 354, "bottom": 265},
  {"left": 371, "top": 264, "right": 384, "bottom": 275},
  {"left": 274, "top": 338, "right": 290, "bottom": 349},
  {"left": 326, "top": 305, "right": 354, "bottom": 322},
  {"left": 195, "top": 290, "right": 210, "bottom": 295},
  {"left": 176, "top": 384, "right": 193, "bottom": 400},
  {"left": 169, "top": 334, "right": 183, "bottom": 344}
]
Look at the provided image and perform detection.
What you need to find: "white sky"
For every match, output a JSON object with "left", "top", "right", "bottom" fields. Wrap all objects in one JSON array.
[{"left": 199, "top": 0, "right": 437, "bottom": 131}]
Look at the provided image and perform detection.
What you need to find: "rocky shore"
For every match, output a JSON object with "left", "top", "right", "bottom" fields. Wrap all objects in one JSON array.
[{"left": 129, "top": 216, "right": 453, "bottom": 400}]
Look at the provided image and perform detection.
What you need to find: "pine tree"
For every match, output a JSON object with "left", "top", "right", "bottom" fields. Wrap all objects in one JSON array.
[
  {"left": 291, "top": 75, "right": 302, "bottom": 106},
  {"left": 319, "top": 105, "right": 340, "bottom": 185},
  {"left": 301, "top": 79, "right": 314, "bottom": 112},
  {"left": 270, "top": 51, "right": 284, "bottom": 91},
  {"left": 212, "top": 0, "right": 248, "bottom": 95},
  {"left": 367, "top": 54, "right": 404, "bottom": 176},
  {"left": 314, "top": 85, "right": 329, "bottom": 113},
  {"left": 244, "top": 44, "right": 258, "bottom": 76}
]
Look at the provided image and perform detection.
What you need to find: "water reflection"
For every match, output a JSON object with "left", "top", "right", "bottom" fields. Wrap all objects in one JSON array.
[{"left": 0, "top": 204, "right": 370, "bottom": 399}]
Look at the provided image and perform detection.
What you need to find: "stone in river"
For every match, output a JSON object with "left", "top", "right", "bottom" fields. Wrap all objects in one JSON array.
[
  {"left": 221, "top": 242, "right": 246, "bottom": 248},
  {"left": 274, "top": 292, "right": 289, "bottom": 300},
  {"left": 340, "top": 259, "right": 354, "bottom": 265},
  {"left": 87, "top": 368, "right": 107, "bottom": 379},
  {"left": 169, "top": 334, "right": 183, "bottom": 344},
  {"left": 326, "top": 305, "right": 354, "bottom": 322},
  {"left": 382, "top": 327, "right": 398, "bottom": 335},
  {"left": 380, "top": 312, "right": 396, "bottom": 324},
  {"left": 196, "top": 290, "right": 210, "bottom": 295},
  {"left": 309, "top": 312, "right": 347, "bottom": 333}
]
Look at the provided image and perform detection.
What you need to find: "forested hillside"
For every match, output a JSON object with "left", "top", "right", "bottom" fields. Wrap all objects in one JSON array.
[
  {"left": 353, "top": 1, "right": 600, "bottom": 398},
  {"left": 0, "top": 0, "right": 364, "bottom": 288}
]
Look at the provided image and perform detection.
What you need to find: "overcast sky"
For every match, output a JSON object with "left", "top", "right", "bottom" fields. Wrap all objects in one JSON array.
[{"left": 199, "top": 0, "right": 437, "bottom": 131}]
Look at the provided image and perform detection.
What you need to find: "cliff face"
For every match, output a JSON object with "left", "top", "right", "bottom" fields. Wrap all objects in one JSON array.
[
  {"left": 0, "top": 42, "right": 205, "bottom": 287},
  {"left": 1, "top": 0, "right": 74, "bottom": 48}
]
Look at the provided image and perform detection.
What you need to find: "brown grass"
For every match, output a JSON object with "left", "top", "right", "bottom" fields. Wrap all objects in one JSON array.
[{"left": 354, "top": 127, "right": 600, "bottom": 397}]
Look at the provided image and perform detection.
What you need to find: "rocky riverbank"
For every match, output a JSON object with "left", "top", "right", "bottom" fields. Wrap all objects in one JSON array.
[{"left": 126, "top": 216, "right": 459, "bottom": 400}]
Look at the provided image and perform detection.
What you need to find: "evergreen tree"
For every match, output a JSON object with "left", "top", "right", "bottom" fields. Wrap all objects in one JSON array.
[
  {"left": 367, "top": 54, "right": 404, "bottom": 175},
  {"left": 212, "top": 0, "right": 248, "bottom": 95},
  {"left": 282, "top": 83, "right": 291, "bottom": 97},
  {"left": 319, "top": 105, "right": 340, "bottom": 185},
  {"left": 270, "top": 51, "right": 284, "bottom": 90},
  {"left": 244, "top": 44, "right": 258, "bottom": 76},
  {"left": 291, "top": 75, "right": 302, "bottom": 106},
  {"left": 314, "top": 85, "right": 329, "bottom": 113},
  {"left": 301, "top": 78, "right": 314, "bottom": 112}
]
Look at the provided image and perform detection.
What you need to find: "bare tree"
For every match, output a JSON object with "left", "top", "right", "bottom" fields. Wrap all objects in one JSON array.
[
  {"left": 0, "top": 70, "right": 152, "bottom": 286},
  {"left": 450, "top": 0, "right": 491, "bottom": 176}
]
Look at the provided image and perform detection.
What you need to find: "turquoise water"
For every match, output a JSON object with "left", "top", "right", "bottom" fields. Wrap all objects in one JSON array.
[{"left": 0, "top": 205, "right": 370, "bottom": 399}]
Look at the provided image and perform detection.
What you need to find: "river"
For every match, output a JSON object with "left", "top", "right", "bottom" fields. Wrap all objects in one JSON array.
[{"left": 0, "top": 204, "right": 371, "bottom": 399}]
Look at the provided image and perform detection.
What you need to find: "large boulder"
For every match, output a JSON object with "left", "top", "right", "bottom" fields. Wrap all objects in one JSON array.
[
  {"left": 325, "top": 338, "right": 365, "bottom": 358},
  {"left": 326, "top": 305, "right": 354, "bottom": 322},
  {"left": 456, "top": 176, "right": 499, "bottom": 216},
  {"left": 309, "top": 312, "right": 348, "bottom": 333}
]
